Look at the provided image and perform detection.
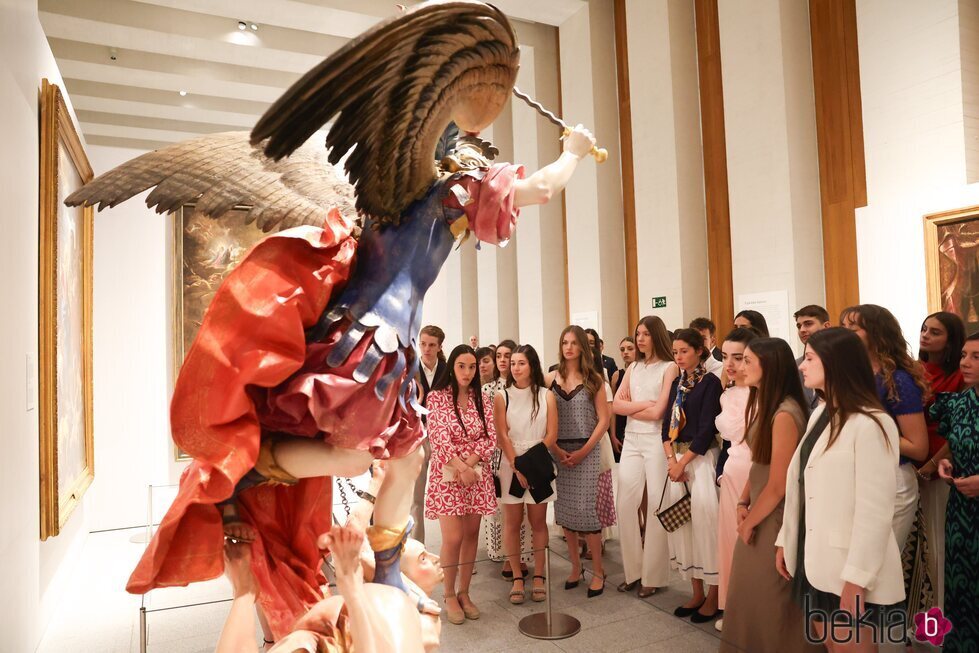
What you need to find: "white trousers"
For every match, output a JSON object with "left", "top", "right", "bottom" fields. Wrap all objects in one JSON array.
[
  {"left": 666, "top": 449, "right": 719, "bottom": 584},
  {"left": 616, "top": 431, "right": 671, "bottom": 587},
  {"left": 893, "top": 463, "right": 919, "bottom": 553}
]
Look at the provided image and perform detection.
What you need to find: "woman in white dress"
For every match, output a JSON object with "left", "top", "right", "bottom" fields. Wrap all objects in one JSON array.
[
  {"left": 494, "top": 344, "right": 559, "bottom": 604},
  {"left": 613, "top": 315, "right": 678, "bottom": 597}
]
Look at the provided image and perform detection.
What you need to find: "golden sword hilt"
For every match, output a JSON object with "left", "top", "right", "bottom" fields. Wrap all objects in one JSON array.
[
  {"left": 513, "top": 86, "right": 608, "bottom": 164},
  {"left": 562, "top": 127, "right": 609, "bottom": 163}
]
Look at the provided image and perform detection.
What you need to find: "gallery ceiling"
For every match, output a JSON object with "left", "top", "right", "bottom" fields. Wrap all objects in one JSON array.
[{"left": 39, "top": 0, "right": 585, "bottom": 152}]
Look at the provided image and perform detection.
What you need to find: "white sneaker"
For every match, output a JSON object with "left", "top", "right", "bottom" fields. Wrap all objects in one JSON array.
[{"left": 714, "top": 618, "right": 723, "bottom": 632}]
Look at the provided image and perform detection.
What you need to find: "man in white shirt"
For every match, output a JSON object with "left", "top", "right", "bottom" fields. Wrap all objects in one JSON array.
[
  {"left": 412, "top": 325, "right": 446, "bottom": 544},
  {"left": 793, "top": 305, "right": 830, "bottom": 409}
]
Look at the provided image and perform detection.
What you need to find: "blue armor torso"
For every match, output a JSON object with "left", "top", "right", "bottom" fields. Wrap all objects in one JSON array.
[{"left": 306, "top": 177, "right": 465, "bottom": 405}]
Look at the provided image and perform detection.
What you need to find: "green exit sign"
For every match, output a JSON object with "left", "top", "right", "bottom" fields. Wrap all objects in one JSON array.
[{"left": 652, "top": 296, "right": 667, "bottom": 308}]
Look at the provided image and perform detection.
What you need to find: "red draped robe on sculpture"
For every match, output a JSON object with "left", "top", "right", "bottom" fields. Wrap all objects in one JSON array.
[{"left": 127, "top": 163, "right": 524, "bottom": 638}]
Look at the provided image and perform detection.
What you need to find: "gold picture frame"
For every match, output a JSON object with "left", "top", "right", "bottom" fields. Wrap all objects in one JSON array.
[
  {"left": 923, "top": 204, "right": 979, "bottom": 334},
  {"left": 39, "top": 79, "right": 95, "bottom": 540},
  {"left": 170, "top": 203, "right": 265, "bottom": 460}
]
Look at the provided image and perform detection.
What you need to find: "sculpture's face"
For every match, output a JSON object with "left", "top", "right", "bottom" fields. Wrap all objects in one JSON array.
[{"left": 401, "top": 538, "right": 443, "bottom": 595}]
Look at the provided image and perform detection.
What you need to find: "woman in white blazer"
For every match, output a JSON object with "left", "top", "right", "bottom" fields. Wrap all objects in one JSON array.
[{"left": 776, "top": 328, "right": 905, "bottom": 651}]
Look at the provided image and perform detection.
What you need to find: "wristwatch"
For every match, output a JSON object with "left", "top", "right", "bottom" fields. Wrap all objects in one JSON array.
[{"left": 355, "top": 489, "right": 377, "bottom": 505}]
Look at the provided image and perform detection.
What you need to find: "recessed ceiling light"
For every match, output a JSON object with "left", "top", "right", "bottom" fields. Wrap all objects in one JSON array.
[
  {"left": 179, "top": 90, "right": 187, "bottom": 96},
  {"left": 237, "top": 20, "right": 247, "bottom": 30},
  {"left": 250, "top": 23, "right": 258, "bottom": 31}
]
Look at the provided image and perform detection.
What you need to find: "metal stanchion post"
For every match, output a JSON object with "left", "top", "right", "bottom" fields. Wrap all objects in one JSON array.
[
  {"left": 517, "top": 546, "right": 580, "bottom": 640},
  {"left": 139, "top": 606, "right": 147, "bottom": 653}
]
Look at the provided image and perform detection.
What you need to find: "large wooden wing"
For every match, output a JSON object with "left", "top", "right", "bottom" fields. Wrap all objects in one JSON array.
[
  {"left": 251, "top": 0, "right": 520, "bottom": 222},
  {"left": 64, "top": 131, "right": 357, "bottom": 233}
]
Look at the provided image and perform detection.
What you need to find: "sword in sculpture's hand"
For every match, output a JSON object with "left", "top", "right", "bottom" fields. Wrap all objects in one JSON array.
[{"left": 512, "top": 86, "right": 609, "bottom": 163}]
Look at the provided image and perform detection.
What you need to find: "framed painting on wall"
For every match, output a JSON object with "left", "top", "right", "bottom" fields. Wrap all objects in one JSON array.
[
  {"left": 170, "top": 203, "right": 266, "bottom": 460},
  {"left": 923, "top": 205, "right": 979, "bottom": 335},
  {"left": 39, "top": 79, "right": 95, "bottom": 540}
]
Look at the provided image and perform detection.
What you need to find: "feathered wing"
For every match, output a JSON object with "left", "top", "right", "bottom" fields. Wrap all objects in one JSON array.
[
  {"left": 251, "top": 0, "right": 520, "bottom": 222},
  {"left": 64, "top": 131, "right": 357, "bottom": 233}
]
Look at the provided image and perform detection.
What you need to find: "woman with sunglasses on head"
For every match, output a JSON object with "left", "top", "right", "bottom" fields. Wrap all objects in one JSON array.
[
  {"left": 424, "top": 345, "right": 497, "bottom": 625},
  {"left": 494, "top": 344, "right": 558, "bottom": 605},
  {"left": 613, "top": 316, "right": 678, "bottom": 599},
  {"left": 931, "top": 332, "right": 979, "bottom": 652},
  {"left": 776, "top": 328, "right": 904, "bottom": 651},
  {"left": 713, "top": 327, "right": 758, "bottom": 629},
  {"left": 547, "top": 325, "right": 611, "bottom": 597},
  {"left": 720, "top": 337, "right": 817, "bottom": 651},
  {"left": 841, "top": 305, "right": 929, "bottom": 555},
  {"left": 661, "top": 328, "right": 724, "bottom": 623}
]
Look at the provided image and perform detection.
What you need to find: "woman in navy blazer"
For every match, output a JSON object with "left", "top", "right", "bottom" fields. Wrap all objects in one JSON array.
[{"left": 661, "top": 329, "right": 724, "bottom": 623}]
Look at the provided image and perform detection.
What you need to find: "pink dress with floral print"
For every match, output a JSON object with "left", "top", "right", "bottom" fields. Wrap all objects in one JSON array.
[{"left": 424, "top": 387, "right": 498, "bottom": 519}]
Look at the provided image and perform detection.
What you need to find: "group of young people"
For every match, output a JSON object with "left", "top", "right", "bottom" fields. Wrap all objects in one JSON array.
[
  {"left": 413, "top": 324, "right": 618, "bottom": 625},
  {"left": 413, "top": 303, "right": 979, "bottom": 652}
]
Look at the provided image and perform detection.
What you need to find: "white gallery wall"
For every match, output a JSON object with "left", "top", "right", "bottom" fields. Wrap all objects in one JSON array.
[
  {"left": 625, "top": 0, "right": 709, "bottom": 330},
  {"left": 0, "top": 2, "right": 93, "bottom": 650},
  {"left": 88, "top": 144, "right": 172, "bottom": 531},
  {"left": 855, "top": 0, "right": 979, "bottom": 339},
  {"left": 718, "top": 0, "right": 824, "bottom": 347}
]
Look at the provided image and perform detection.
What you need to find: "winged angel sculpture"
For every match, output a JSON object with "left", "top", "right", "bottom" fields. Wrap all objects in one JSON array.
[{"left": 66, "top": 0, "right": 597, "bottom": 639}]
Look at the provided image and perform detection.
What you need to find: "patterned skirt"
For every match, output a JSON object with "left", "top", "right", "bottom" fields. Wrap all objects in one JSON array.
[{"left": 554, "top": 439, "right": 602, "bottom": 533}]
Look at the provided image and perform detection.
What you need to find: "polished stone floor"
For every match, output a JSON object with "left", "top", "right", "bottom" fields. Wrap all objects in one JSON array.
[{"left": 37, "top": 516, "right": 723, "bottom": 653}]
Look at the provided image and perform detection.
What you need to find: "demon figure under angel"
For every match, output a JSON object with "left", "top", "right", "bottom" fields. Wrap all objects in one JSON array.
[{"left": 66, "top": 0, "right": 597, "bottom": 644}]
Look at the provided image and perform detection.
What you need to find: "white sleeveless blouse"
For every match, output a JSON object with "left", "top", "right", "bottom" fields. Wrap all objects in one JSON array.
[{"left": 625, "top": 359, "right": 673, "bottom": 433}]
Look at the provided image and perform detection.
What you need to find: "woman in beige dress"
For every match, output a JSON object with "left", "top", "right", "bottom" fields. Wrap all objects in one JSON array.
[{"left": 720, "top": 337, "right": 820, "bottom": 653}]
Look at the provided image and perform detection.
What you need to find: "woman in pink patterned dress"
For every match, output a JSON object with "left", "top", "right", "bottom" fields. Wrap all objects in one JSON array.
[{"left": 424, "top": 344, "right": 497, "bottom": 625}]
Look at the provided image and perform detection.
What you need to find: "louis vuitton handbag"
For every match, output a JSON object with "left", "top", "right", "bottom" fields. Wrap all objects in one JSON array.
[{"left": 655, "top": 476, "right": 692, "bottom": 532}]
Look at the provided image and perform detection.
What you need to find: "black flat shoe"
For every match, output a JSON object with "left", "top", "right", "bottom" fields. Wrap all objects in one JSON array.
[
  {"left": 617, "top": 579, "right": 639, "bottom": 593},
  {"left": 690, "top": 608, "right": 722, "bottom": 624},
  {"left": 564, "top": 572, "right": 584, "bottom": 590},
  {"left": 673, "top": 600, "right": 706, "bottom": 618}
]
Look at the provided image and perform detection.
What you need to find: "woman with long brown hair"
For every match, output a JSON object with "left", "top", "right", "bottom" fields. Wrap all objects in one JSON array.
[
  {"left": 546, "top": 325, "right": 611, "bottom": 597},
  {"left": 720, "top": 337, "right": 815, "bottom": 651},
  {"left": 913, "top": 311, "right": 966, "bottom": 613},
  {"left": 776, "top": 328, "right": 904, "bottom": 650},
  {"left": 841, "top": 305, "right": 929, "bottom": 554},
  {"left": 613, "top": 316, "right": 678, "bottom": 597},
  {"left": 482, "top": 338, "right": 529, "bottom": 578},
  {"left": 424, "top": 345, "right": 498, "bottom": 624},
  {"left": 494, "top": 344, "right": 558, "bottom": 605}
]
